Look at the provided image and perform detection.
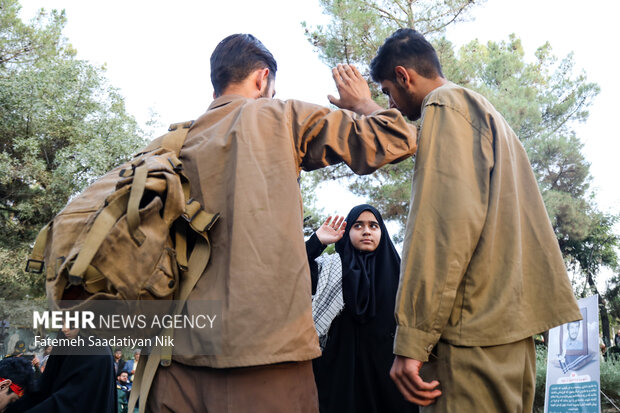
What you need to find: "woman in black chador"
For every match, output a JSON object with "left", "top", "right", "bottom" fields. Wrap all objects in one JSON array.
[
  {"left": 5, "top": 326, "right": 116, "bottom": 413},
  {"left": 306, "top": 204, "right": 418, "bottom": 413}
]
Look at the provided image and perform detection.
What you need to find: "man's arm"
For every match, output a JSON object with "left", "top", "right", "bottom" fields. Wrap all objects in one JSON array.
[
  {"left": 394, "top": 102, "right": 492, "bottom": 360},
  {"left": 390, "top": 102, "right": 493, "bottom": 402},
  {"left": 288, "top": 64, "right": 417, "bottom": 174}
]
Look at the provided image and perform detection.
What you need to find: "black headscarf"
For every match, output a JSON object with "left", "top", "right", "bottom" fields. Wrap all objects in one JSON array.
[{"left": 335, "top": 204, "right": 401, "bottom": 323}]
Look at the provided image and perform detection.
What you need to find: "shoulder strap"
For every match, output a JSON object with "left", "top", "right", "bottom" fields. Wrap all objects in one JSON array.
[
  {"left": 127, "top": 235, "right": 212, "bottom": 413},
  {"left": 25, "top": 223, "right": 51, "bottom": 274},
  {"left": 136, "top": 120, "right": 194, "bottom": 156},
  {"left": 161, "top": 120, "right": 195, "bottom": 155}
]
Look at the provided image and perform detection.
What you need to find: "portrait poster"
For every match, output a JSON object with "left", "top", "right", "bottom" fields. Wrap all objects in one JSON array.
[{"left": 544, "top": 295, "right": 600, "bottom": 413}]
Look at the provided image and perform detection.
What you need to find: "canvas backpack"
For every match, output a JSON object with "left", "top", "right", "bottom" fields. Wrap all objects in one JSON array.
[
  {"left": 26, "top": 119, "right": 219, "bottom": 339},
  {"left": 26, "top": 120, "right": 219, "bottom": 412}
]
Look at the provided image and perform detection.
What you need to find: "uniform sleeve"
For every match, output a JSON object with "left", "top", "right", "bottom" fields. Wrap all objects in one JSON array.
[
  {"left": 393, "top": 103, "right": 493, "bottom": 361},
  {"left": 286, "top": 100, "right": 417, "bottom": 174}
]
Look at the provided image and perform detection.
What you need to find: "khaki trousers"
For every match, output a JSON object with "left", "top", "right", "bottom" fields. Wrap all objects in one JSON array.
[
  {"left": 146, "top": 360, "right": 318, "bottom": 413},
  {"left": 420, "top": 337, "right": 536, "bottom": 413}
]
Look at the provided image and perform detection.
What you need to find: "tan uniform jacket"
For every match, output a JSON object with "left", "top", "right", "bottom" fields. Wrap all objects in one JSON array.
[
  {"left": 176, "top": 95, "right": 416, "bottom": 368},
  {"left": 394, "top": 83, "right": 581, "bottom": 361}
]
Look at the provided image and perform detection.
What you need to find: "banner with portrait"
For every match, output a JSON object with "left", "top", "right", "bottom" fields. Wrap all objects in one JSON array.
[{"left": 544, "top": 295, "right": 600, "bottom": 413}]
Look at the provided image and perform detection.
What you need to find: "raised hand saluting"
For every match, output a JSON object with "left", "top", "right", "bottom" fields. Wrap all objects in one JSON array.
[
  {"left": 328, "top": 64, "right": 383, "bottom": 115},
  {"left": 315, "top": 215, "right": 347, "bottom": 245}
]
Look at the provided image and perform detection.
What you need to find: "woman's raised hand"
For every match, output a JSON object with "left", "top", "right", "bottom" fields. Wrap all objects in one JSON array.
[{"left": 315, "top": 215, "right": 347, "bottom": 245}]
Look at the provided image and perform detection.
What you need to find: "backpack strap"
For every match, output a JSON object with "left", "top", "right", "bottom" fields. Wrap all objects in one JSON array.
[
  {"left": 126, "top": 161, "right": 148, "bottom": 245},
  {"left": 25, "top": 223, "right": 51, "bottom": 274},
  {"left": 68, "top": 189, "right": 131, "bottom": 284},
  {"left": 136, "top": 120, "right": 194, "bottom": 156},
  {"left": 162, "top": 120, "right": 194, "bottom": 155},
  {"left": 127, "top": 235, "right": 213, "bottom": 413}
]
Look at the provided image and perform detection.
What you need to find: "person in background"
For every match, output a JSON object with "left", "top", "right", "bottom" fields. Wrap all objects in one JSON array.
[
  {"left": 8, "top": 342, "right": 26, "bottom": 358},
  {"left": 117, "top": 370, "right": 131, "bottom": 413},
  {"left": 39, "top": 346, "right": 52, "bottom": 374},
  {"left": 113, "top": 349, "right": 125, "bottom": 376},
  {"left": 307, "top": 205, "right": 418, "bottom": 413},
  {"left": 124, "top": 349, "right": 140, "bottom": 382},
  {"left": 0, "top": 357, "right": 35, "bottom": 412},
  {"left": 5, "top": 326, "right": 116, "bottom": 412}
]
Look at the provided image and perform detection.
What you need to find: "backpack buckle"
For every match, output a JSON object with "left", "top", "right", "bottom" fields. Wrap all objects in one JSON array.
[
  {"left": 182, "top": 199, "right": 202, "bottom": 223},
  {"left": 25, "top": 259, "right": 45, "bottom": 274}
]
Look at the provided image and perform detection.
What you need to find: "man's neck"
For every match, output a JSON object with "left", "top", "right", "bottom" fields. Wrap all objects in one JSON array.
[{"left": 425, "top": 77, "right": 449, "bottom": 95}]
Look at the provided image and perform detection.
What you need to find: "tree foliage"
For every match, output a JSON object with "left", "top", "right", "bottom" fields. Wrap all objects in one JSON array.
[
  {"left": 0, "top": 0, "right": 145, "bottom": 298},
  {"left": 303, "top": 0, "right": 481, "bottom": 68},
  {"left": 0, "top": 0, "right": 69, "bottom": 66},
  {"left": 605, "top": 273, "right": 620, "bottom": 322}
]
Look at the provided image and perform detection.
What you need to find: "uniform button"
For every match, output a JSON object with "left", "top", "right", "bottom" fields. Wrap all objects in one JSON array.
[{"left": 426, "top": 344, "right": 434, "bottom": 353}]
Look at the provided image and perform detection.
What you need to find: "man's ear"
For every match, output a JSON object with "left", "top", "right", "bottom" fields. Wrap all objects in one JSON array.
[
  {"left": 255, "top": 68, "right": 270, "bottom": 93},
  {"left": 394, "top": 66, "right": 410, "bottom": 88},
  {"left": 0, "top": 379, "right": 11, "bottom": 391}
]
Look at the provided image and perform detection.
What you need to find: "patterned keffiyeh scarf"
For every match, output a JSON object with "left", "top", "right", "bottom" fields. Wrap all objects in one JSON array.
[{"left": 312, "top": 252, "right": 344, "bottom": 348}]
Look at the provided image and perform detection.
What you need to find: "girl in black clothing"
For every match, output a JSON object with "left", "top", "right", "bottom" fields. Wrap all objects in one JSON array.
[{"left": 306, "top": 204, "right": 418, "bottom": 413}]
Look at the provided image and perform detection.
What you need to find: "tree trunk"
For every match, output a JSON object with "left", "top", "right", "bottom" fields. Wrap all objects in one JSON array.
[{"left": 586, "top": 273, "right": 611, "bottom": 347}]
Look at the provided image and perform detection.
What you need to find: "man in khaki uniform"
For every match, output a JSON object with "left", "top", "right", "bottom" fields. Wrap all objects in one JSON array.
[
  {"left": 370, "top": 29, "right": 582, "bottom": 411},
  {"left": 146, "top": 34, "right": 417, "bottom": 412}
]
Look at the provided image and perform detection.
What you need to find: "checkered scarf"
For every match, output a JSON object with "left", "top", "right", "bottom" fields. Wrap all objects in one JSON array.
[{"left": 312, "top": 253, "right": 344, "bottom": 348}]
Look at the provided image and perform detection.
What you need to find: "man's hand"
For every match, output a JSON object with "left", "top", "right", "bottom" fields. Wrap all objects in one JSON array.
[
  {"left": 315, "top": 216, "right": 346, "bottom": 245},
  {"left": 390, "top": 355, "right": 442, "bottom": 406},
  {"left": 328, "top": 64, "right": 383, "bottom": 115}
]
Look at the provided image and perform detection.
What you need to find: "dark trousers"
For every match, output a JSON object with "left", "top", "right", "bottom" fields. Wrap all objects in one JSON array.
[{"left": 146, "top": 360, "right": 319, "bottom": 413}]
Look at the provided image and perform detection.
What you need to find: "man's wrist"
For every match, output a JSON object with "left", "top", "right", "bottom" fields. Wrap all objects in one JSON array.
[{"left": 352, "top": 99, "right": 383, "bottom": 116}]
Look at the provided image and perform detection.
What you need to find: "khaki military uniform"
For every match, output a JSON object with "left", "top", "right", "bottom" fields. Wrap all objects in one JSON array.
[{"left": 394, "top": 83, "right": 581, "bottom": 412}]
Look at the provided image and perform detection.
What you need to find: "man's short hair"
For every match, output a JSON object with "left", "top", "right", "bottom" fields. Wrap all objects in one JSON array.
[
  {"left": 0, "top": 357, "right": 34, "bottom": 394},
  {"left": 210, "top": 33, "right": 277, "bottom": 97},
  {"left": 370, "top": 28, "right": 444, "bottom": 83}
]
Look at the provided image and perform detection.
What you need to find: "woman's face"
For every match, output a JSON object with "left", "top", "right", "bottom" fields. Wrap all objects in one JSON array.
[{"left": 349, "top": 210, "right": 381, "bottom": 252}]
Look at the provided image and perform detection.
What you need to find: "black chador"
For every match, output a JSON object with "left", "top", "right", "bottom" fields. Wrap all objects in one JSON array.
[
  {"left": 307, "top": 204, "right": 418, "bottom": 413},
  {"left": 6, "top": 330, "right": 117, "bottom": 413}
]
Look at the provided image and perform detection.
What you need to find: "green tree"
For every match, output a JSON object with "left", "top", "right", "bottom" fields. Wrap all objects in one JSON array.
[
  {"left": 0, "top": 0, "right": 145, "bottom": 298},
  {"left": 303, "top": 0, "right": 483, "bottom": 68},
  {"left": 0, "top": 0, "right": 69, "bottom": 66},
  {"left": 564, "top": 212, "right": 619, "bottom": 346},
  {"left": 605, "top": 272, "right": 620, "bottom": 324}
]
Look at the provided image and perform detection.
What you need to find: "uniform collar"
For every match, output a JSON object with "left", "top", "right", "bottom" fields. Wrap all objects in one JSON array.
[{"left": 208, "top": 94, "right": 249, "bottom": 111}]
